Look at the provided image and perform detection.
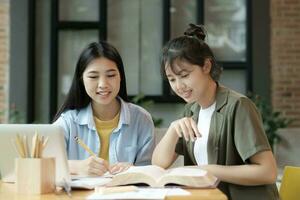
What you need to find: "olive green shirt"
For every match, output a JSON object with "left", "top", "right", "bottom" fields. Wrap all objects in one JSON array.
[{"left": 175, "top": 85, "right": 279, "bottom": 200}]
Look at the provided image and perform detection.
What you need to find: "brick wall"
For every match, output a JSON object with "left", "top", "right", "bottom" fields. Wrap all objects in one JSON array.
[
  {"left": 271, "top": 0, "right": 300, "bottom": 127},
  {"left": 0, "top": 0, "right": 9, "bottom": 123}
]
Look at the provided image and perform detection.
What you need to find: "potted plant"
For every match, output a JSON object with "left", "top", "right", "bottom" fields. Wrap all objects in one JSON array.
[
  {"left": 248, "top": 94, "right": 292, "bottom": 151},
  {"left": 0, "top": 103, "right": 25, "bottom": 123},
  {"left": 131, "top": 94, "right": 163, "bottom": 127}
]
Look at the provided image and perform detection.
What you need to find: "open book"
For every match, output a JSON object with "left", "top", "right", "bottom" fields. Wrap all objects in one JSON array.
[
  {"left": 70, "top": 176, "right": 112, "bottom": 189},
  {"left": 106, "top": 165, "right": 218, "bottom": 188}
]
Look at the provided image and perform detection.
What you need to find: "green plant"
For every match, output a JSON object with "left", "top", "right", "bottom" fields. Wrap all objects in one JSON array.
[
  {"left": 131, "top": 94, "right": 163, "bottom": 127},
  {"left": 0, "top": 103, "right": 25, "bottom": 123},
  {"left": 248, "top": 93, "right": 292, "bottom": 150}
]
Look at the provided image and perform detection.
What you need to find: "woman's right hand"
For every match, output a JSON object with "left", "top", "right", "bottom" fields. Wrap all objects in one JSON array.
[
  {"left": 76, "top": 156, "right": 109, "bottom": 176},
  {"left": 82, "top": 156, "right": 109, "bottom": 176},
  {"left": 169, "top": 117, "right": 201, "bottom": 141}
]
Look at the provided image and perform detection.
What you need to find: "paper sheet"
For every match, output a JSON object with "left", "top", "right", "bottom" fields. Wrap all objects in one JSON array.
[{"left": 87, "top": 187, "right": 190, "bottom": 199}]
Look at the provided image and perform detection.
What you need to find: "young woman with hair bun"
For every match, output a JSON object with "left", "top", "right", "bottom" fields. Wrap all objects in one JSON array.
[{"left": 152, "top": 24, "right": 279, "bottom": 200}]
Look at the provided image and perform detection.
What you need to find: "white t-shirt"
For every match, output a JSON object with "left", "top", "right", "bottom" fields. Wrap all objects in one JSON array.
[{"left": 194, "top": 102, "right": 216, "bottom": 165}]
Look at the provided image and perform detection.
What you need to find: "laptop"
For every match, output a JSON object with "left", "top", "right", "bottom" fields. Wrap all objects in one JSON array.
[
  {"left": 0, "top": 124, "right": 70, "bottom": 184},
  {"left": 0, "top": 124, "right": 112, "bottom": 189}
]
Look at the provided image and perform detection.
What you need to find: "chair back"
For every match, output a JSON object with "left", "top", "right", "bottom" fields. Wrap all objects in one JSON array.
[{"left": 279, "top": 166, "right": 300, "bottom": 200}]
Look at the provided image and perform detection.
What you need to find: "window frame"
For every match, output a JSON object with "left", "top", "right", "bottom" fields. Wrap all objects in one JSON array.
[
  {"left": 49, "top": 0, "right": 107, "bottom": 120},
  {"left": 27, "top": 0, "right": 252, "bottom": 122},
  {"left": 159, "top": 0, "right": 252, "bottom": 103}
]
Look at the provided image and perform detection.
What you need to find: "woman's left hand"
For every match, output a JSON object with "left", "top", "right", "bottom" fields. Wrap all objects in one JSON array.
[{"left": 109, "top": 162, "right": 132, "bottom": 174}]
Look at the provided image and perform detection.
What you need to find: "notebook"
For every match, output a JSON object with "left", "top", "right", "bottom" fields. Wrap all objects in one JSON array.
[{"left": 0, "top": 124, "right": 70, "bottom": 184}]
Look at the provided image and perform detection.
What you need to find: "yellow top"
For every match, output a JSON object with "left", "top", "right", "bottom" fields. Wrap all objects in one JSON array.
[{"left": 93, "top": 112, "right": 120, "bottom": 161}]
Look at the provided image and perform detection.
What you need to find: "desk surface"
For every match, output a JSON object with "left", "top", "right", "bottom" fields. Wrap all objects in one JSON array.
[{"left": 0, "top": 182, "right": 227, "bottom": 200}]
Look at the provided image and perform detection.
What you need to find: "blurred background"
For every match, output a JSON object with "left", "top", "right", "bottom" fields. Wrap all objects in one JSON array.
[{"left": 0, "top": 0, "right": 299, "bottom": 173}]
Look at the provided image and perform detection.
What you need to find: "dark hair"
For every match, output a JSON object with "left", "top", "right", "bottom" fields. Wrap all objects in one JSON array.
[
  {"left": 53, "top": 41, "right": 128, "bottom": 121},
  {"left": 161, "top": 24, "right": 222, "bottom": 81}
]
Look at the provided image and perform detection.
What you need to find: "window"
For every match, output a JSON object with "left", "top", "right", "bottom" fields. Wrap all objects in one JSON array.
[
  {"left": 107, "top": 0, "right": 163, "bottom": 97},
  {"left": 204, "top": 0, "right": 250, "bottom": 94},
  {"left": 168, "top": 0, "right": 251, "bottom": 95},
  {"left": 49, "top": 0, "right": 107, "bottom": 119},
  {"left": 30, "top": 0, "right": 252, "bottom": 122}
]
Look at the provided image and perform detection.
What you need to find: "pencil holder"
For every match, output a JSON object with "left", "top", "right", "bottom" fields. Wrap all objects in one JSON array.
[{"left": 15, "top": 157, "right": 55, "bottom": 194}]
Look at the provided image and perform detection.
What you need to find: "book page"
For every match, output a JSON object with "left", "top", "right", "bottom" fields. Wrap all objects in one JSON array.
[
  {"left": 106, "top": 165, "right": 167, "bottom": 187},
  {"left": 71, "top": 171, "right": 113, "bottom": 179},
  {"left": 166, "top": 166, "right": 207, "bottom": 177},
  {"left": 158, "top": 166, "right": 217, "bottom": 188},
  {"left": 121, "top": 165, "right": 166, "bottom": 180},
  {"left": 70, "top": 177, "right": 112, "bottom": 189}
]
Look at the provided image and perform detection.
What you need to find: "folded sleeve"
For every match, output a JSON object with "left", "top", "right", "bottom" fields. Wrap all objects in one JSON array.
[{"left": 233, "top": 97, "right": 271, "bottom": 162}]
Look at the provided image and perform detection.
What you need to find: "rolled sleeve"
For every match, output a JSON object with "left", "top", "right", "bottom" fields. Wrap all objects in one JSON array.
[{"left": 233, "top": 97, "right": 271, "bottom": 162}]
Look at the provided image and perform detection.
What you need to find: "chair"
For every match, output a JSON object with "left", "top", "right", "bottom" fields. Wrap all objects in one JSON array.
[{"left": 279, "top": 166, "right": 300, "bottom": 200}]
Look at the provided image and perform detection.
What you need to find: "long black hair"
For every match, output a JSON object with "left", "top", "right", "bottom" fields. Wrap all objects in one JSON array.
[
  {"left": 161, "top": 24, "right": 222, "bottom": 81},
  {"left": 53, "top": 41, "right": 128, "bottom": 121}
]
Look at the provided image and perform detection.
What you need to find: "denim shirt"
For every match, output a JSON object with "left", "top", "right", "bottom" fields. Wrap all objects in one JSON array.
[{"left": 54, "top": 98, "right": 155, "bottom": 166}]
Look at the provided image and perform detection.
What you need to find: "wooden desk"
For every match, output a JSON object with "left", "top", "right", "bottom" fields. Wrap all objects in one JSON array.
[{"left": 0, "top": 182, "right": 227, "bottom": 200}]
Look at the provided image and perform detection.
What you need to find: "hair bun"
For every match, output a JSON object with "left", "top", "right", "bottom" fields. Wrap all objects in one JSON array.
[{"left": 184, "top": 23, "right": 206, "bottom": 41}]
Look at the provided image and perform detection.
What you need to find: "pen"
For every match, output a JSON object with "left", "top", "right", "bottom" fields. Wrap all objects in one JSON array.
[
  {"left": 62, "top": 178, "right": 72, "bottom": 198},
  {"left": 74, "top": 136, "right": 97, "bottom": 157}
]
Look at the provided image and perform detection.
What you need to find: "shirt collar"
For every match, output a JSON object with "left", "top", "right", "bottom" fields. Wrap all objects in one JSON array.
[
  {"left": 190, "top": 83, "right": 229, "bottom": 118},
  {"left": 75, "top": 97, "right": 131, "bottom": 131},
  {"left": 214, "top": 84, "right": 229, "bottom": 111}
]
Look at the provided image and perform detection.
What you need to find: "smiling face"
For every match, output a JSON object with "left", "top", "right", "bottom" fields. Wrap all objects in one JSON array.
[
  {"left": 82, "top": 57, "right": 121, "bottom": 106},
  {"left": 165, "top": 59, "right": 212, "bottom": 104}
]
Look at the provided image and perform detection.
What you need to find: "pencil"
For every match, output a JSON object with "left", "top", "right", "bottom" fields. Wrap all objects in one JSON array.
[
  {"left": 15, "top": 135, "right": 25, "bottom": 158},
  {"left": 11, "top": 139, "right": 21, "bottom": 157},
  {"left": 31, "top": 132, "right": 38, "bottom": 158},
  {"left": 74, "top": 136, "right": 97, "bottom": 157},
  {"left": 23, "top": 135, "right": 28, "bottom": 158},
  {"left": 43, "top": 136, "right": 49, "bottom": 149}
]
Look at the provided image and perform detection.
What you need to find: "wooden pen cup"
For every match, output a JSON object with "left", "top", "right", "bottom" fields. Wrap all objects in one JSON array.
[{"left": 15, "top": 157, "right": 55, "bottom": 194}]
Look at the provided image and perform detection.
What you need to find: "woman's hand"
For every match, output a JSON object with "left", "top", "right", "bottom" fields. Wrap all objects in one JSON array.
[
  {"left": 152, "top": 117, "right": 200, "bottom": 169},
  {"left": 169, "top": 117, "right": 201, "bottom": 141},
  {"left": 71, "top": 156, "right": 109, "bottom": 176},
  {"left": 195, "top": 151, "right": 277, "bottom": 186},
  {"left": 109, "top": 162, "right": 132, "bottom": 175}
]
